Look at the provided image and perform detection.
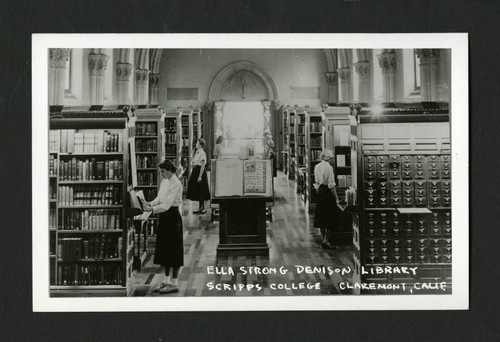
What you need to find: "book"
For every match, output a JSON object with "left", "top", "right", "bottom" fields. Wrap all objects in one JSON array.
[{"left": 213, "top": 159, "right": 272, "bottom": 197}]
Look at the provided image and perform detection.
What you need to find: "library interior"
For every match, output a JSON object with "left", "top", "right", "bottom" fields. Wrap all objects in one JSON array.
[{"left": 47, "top": 48, "right": 452, "bottom": 297}]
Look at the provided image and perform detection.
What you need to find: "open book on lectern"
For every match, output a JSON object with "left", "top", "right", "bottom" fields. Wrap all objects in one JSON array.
[{"left": 212, "top": 159, "right": 273, "bottom": 197}]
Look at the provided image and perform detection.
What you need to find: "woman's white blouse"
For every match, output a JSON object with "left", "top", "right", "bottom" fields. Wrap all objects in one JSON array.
[
  {"left": 150, "top": 175, "right": 183, "bottom": 214},
  {"left": 192, "top": 149, "right": 207, "bottom": 166},
  {"left": 314, "top": 160, "right": 336, "bottom": 190}
]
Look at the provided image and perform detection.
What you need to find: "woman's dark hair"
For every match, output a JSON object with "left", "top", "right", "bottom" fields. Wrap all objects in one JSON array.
[
  {"left": 216, "top": 135, "right": 223, "bottom": 144},
  {"left": 197, "top": 138, "right": 206, "bottom": 148},
  {"left": 157, "top": 160, "right": 177, "bottom": 173}
]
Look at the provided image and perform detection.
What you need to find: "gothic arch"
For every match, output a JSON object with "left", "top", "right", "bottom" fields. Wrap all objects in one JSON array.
[{"left": 208, "top": 60, "right": 278, "bottom": 101}]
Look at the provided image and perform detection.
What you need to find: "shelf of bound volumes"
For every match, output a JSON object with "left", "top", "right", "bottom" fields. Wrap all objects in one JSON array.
[
  {"left": 305, "top": 106, "right": 325, "bottom": 213},
  {"left": 49, "top": 108, "right": 134, "bottom": 297},
  {"left": 294, "top": 107, "right": 307, "bottom": 199},
  {"left": 133, "top": 108, "right": 164, "bottom": 236},
  {"left": 179, "top": 108, "right": 192, "bottom": 191},
  {"left": 287, "top": 107, "right": 296, "bottom": 180},
  {"left": 348, "top": 102, "right": 452, "bottom": 294},
  {"left": 281, "top": 107, "right": 290, "bottom": 176}
]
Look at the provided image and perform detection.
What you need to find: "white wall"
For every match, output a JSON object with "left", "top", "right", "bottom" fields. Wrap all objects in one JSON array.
[{"left": 158, "top": 49, "right": 329, "bottom": 108}]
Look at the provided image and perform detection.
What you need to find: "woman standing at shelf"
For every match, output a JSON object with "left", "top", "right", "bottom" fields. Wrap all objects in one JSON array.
[
  {"left": 142, "top": 160, "right": 184, "bottom": 294},
  {"left": 313, "top": 149, "right": 339, "bottom": 250},
  {"left": 213, "top": 135, "right": 224, "bottom": 159},
  {"left": 186, "top": 138, "right": 210, "bottom": 214}
]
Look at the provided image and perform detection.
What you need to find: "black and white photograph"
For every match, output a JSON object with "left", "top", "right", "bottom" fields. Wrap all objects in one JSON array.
[{"left": 32, "top": 34, "right": 468, "bottom": 311}]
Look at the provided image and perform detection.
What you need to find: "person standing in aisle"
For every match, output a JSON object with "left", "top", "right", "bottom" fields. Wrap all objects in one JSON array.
[
  {"left": 142, "top": 160, "right": 184, "bottom": 294},
  {"left": 313, "top": 149, "right": 339, "bottom": 250},
  {"left": 213, "top": 135, "right": 224, "bottom": 159},
  {"left": 186, "top": 138, "right": 210, "bottom": 214}
]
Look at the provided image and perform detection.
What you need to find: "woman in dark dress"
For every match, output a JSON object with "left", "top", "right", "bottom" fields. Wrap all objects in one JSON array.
[
  {"left": 313, "top": 149, "right": 339, "bottom": 249},
  {"left": 142, "top": 160, "right": 184, "bottom": 294},
  {"left": 186, "top": 138, "right": 210, "bottom": 214}
]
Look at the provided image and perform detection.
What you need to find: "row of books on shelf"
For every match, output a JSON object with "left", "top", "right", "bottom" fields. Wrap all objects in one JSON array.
[
  {"left": 49, "top": 155, "right": 58, "bottom": 176},
  {"left": 182, "top": 138, "right": 190, "bottom": 146},
  {"left": 50, "top": 130, "right": 123, "bottom": 154},
  {"left": 135, "top": 123, "right": 157, "bottom": 136},
  {"left": 50, "top": 208, "right": 57, "bottom": 229},
  {"left": 297, "top": 136, "right": 305, "bottom": 145},
  {"left": 298, "top": 126, "right": 305, "bottom": 134},
  {"left": 165, "top": 119, "right": 178, "bottom": 131},
  {"left": 181, "top": 146, "right": 190, "bottom": 156},
  {"left": 135, "top": 139, "right": 157, "bottom": 152},
  {"left": 309, "top": 122, "right": 322, "bottom": 133},
  {"left": 181, "top": 127, "right": 189, "bottom": 137},
  {"left": 298, "top": 115, "right": 306, "bottom": 124},
  {"left": 310, "top": 136, "right": 322, "bottom": 148},
  {"left": 137, "top": 172, "right": 157, "bottom": 186},
  {"left": 181, "top": 116, "right": 190, "bottom": 125},
  {"left": 311, "top": 150, "right": 321, "bottom": 161},
  {"left": 58, "top": 158, "right": 123, "bottom": 181},
  {"left": 165, "top": 145, "right": 178, "bottom": 155},
  {"left": 57, "top": 185, "right": 122, "bottom": 206},
  {"left": 165, "top": 133, "right": 178, "bottom": 143},
  {"left": 136, "top": 155, "right": 158, "bottom": 169},
  {"left": 58, "top": 209, "right": 122, "bottom": 231},
  {"left": 297, "top": 146, "right": 306, "bottom": 156},
  {"left": 57, "top": 235, "right": 123, "bottom": 261},
  {"left": 56, "top": 264, "right": 123, "bottom": 286}
]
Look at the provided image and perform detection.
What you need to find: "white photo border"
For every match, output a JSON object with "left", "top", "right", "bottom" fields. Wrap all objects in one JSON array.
[{"left": 33, "top": 33, "right": 469, "bottom": 311}]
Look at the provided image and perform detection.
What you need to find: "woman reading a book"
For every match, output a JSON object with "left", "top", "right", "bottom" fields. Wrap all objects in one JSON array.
[
  {"left": 186, "top": 138, "right": 211, "bottom": 214},
  {"left": 313, "top": 149, "right": 339, "bottom": 250},
  {"left": 142, "top": 160, "right": 184, "bottom": 294}
]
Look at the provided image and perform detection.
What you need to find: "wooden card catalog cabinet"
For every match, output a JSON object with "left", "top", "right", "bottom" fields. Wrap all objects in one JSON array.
[{"left": 348, "top": 103, "right": 452, "bottom": 294}]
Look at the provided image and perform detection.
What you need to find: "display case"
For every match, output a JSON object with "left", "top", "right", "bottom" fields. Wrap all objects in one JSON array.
[{"left": 349, "top": 102, "right": 451, "bottom": 294}]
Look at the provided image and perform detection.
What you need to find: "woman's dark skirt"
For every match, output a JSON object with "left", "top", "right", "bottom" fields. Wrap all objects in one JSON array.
[
  {"left": 154, "top": 206, "right": 184, "bottom": 267},
  {"left": 313, "top": 184, "right": 337, "bottom": 230},
  {"left": 186, "top": 165, "right": 210, "bottom": 201}
]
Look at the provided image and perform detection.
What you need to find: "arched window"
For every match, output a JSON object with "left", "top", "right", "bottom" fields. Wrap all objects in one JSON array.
[{"left": 402, "top": 49, "right": 421, "bottom": 99}]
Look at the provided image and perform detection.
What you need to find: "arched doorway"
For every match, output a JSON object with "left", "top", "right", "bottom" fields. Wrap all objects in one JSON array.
[{"left": 205, "top": 61, "right": 280, "bottom": 160}]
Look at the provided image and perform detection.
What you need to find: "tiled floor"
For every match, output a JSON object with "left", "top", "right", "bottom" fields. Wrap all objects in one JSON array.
[{"left": 132, "top": 172, "right": 355, "bottom": 296}]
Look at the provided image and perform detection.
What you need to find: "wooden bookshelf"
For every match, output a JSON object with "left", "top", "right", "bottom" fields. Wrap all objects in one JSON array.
[
  {"left": 179, "top": 108, "right": 192, "bottom": 191},
  {"left": 49, "top": 108, "right": 134, "bottom": 297},
  {"left": 134, "top": 108, "right": 164, "bottom": 202},
  {"left": 294, "top": 107, "right": 307, "bottom": 200},
  {"left": 287, "top": 107, "right": 296, "bottom": 180},
  {"left": 305, "top": 106, "right": 325, "bottom": 213}
]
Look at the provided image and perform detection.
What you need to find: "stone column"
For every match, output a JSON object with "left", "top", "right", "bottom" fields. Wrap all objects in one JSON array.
[
  {"left": 149, "top": 73, "right": 160, "bottom": 105},
  {"left": 214, "top": 101, "right": 225, "bottom": 138},
  {"left": 429, "top": 49, "right": 440, "bottom": 101},
  {"left": 49, "top": 48, "right": 71, "bottom": 105},
  {"left": 262, "top": 101, "right": 272, "bottom": 134},
  {"left": 354, "top": 61, "right": 371, "bottom": 102},
  {"left": 325, "top": 71, "right": 339, "bottom": 103},
  {"left": 116, "top": 63, "right": 133, "bottom": 104},
  {"left": 377, "top": 51, "right": 397, "bottom": 102},
  {"left": 415, "top": 49, "right": 430, "bottom": 101},
  {"left": 88, "top": 53, "right": 109, "bottom": 105},
  {"left": 135, "top": 69, "right": 150, "bottom": 105},
  {"left": 337, "top": 67, "right": 352, "bottom": 103}
]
